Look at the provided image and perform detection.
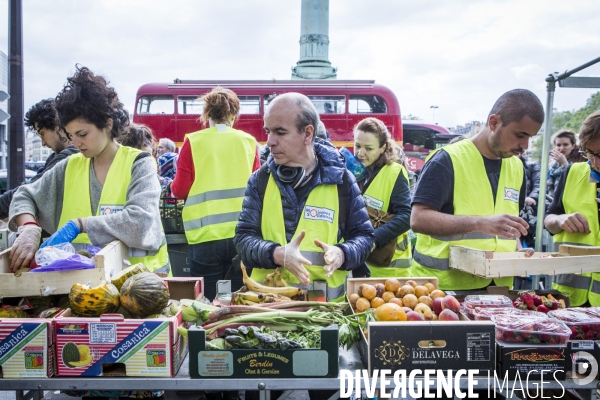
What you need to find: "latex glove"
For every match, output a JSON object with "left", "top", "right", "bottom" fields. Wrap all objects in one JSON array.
[
  {"left": 314, "top": 239, "right": 345, "bottom": 277},
  {"left": 10, "top": 225, "right": 42, "bottom": 271},
  {"left": 274, "top": 230, "right": 311, "bottom": 285},
  {"left": 39, "top": 220, "right": 81, "bottom": 249}
]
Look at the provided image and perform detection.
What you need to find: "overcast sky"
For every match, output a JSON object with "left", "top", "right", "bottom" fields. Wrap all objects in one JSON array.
[{"left": 1, "top": 0, "right": 599, "bottom": 129}]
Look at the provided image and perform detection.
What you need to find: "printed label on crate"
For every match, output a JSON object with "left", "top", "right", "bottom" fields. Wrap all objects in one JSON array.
[
  {"left": 466, "top": 332, "right": 491, "bottom": 361},
  {"left": 571, "top": 341, "right": 595, "bottom": 350},
  {"left": 89, "top": 323, "right": 117, "bottom": 344},
  {"left": 57, "top": 323, "right": 88, "bottom": 335},
  {"left": 197, "top": 351, "right": 233, "bottom": 376},
  {"left": 24, "top": 352, "right": 44, "bottom": 369},
  {"left": 146, "top": 349, "right": 167, "bottom": 367},
  {"left": 0, "top": 322, "right": 49, "bottom": 377}
]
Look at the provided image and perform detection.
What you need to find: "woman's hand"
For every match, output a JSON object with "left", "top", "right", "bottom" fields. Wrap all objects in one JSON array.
[
  {"left": 550, "top": 149, "right": 568, "bottom": 167},
  {"left": 10, "top": 225, "right": 42, "bottom": 271},
  {"left": 39, "top": 220, "right": 81, "bottom": 249}
]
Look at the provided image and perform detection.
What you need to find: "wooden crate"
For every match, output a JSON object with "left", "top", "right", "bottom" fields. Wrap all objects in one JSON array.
[
  {"left": 0, "top": 240, "right": 127, "bottom": 297},
  {"left": 449, "top": 244, "right": 600, "bottom": 278}
]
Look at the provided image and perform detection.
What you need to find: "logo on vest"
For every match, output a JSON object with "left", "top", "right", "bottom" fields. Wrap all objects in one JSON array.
[
  {"left": 503, "top": 187, "right": 519, "bottom": 203},
  {"left": 100, "top": 205, "right": 124, "bottom": 215},
  {"left": 304, "top": 205, "right": 334, "bottom": 223},
  {"left": 363, "top": 195, "right": 384, "bottom": 211}
]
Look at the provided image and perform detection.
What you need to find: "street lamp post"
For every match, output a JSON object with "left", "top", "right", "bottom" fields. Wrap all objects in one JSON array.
[{"left": 430, "top": 105, "right": 438, "bottom": 123}]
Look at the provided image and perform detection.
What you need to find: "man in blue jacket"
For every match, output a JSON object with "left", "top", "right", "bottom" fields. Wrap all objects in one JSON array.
[{"left": 235, "top": 92, "right": 373, "bottom": 300}]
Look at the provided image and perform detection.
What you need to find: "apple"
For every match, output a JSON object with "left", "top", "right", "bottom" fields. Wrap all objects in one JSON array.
[
  {"left": 413, "top": 303, "right": 434, "bottom": 320},
  {"left": 439, "top": 309, "right": 459, "bottom": 321},
  {"left": 423, "top": 282, "right": 436, "bottom": 293},
  {"left": 414, "top": 285, "right": 430, "bottom": 298},
  {"left": 429, "top": 289, "right": 446, "bottom": 299},
  {"left": 441, "top": 295, "right": 461, "bottom": 313},
  {"left": 397, "top": 285, "right": 415, "bottom": 298},
  {"left": 388, "top": 298, "right": 403, "bottom": 307},
  {"left": 374, "top": 283, "right": 385, "bottom": 298},
  {"left": 432, "top": 297, "right": 444, "bottom": 316},
  {"left": 406, "top": 280, "right": 418, "bottom": 288},
  {"left": 402, "top": 294, "right": 418, "bottom": 309},
  {"left": 406, "top": 310, "right": 425, "bottom": 321},
  {"left": 402, "top": 306, "right": 413, "bottom": 314}
]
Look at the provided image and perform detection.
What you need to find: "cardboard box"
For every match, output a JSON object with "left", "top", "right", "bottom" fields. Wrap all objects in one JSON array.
[
  {"left": 0, "top": 318, "right": 54, "bottom": 378},
  {"left": 0, "top": 240, "right": 127, "bottom": 298},
  {"left": 53, "top": 277, "right": 203, "bottom": 377},
  {"left": 565, "top": 340, "right": 600, "bottom": 380},
  {"left": 449, "top": 244, "right": 600, "bottom": 278},
  {"left": 188, "top": 325, "right": 339, "bottom": 378},
  {"left": 347, "top": 277, "right": 495, "bottom": 376},
  {"left": 496, "top": 342, "right": 567, "bottom": 380}
]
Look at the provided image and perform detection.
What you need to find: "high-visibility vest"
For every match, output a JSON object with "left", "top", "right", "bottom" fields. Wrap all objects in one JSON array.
[
  {"left": 411, "top": 140, "right": 521, "bottom": 290},
  {"left": 251, "top": 175, "right": 348, "bottom": 301},
  {"left": 182, "top": 126, "right": 256, "bottom": 245},
  {"left": 552, "top": 162, "right": 600, "bottom": 306},
  {"left": 363, "top": 163, "right": 412, "bottom": 277},
  {"left": 59, "top": 146, "right": 170, "bottom": 273}
]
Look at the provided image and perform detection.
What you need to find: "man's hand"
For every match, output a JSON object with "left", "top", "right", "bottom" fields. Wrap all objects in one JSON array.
[
  {"left": 476, "top": 214, "right": 529, "bottom": 239},
  {"left": 273, "top": 230, "right": 311, "bottom": 285},
  {"left": 557, "top": 213, "right": 590, "bottom": 234},
  {"left": 9, "top": 225, "right": 42, "bottom": 271},
  {"left": 525, "top": 197, "right": 537, "bottom": 206},
  {"left": 314, "top": 239, "right": 345, "bottom": 277}
]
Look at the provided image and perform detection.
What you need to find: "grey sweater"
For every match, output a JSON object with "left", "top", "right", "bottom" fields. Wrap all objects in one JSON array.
[{"left": 9, "top": 153, "right": 163, "bottom": 251}]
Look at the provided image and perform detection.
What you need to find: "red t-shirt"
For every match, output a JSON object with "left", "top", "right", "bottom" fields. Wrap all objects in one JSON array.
[{"left": 171, "top": 139, "right": 261, "bottom": 200}]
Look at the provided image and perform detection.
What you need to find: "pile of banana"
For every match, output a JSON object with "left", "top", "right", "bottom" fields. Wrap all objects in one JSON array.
[
  {"left": 239, "top": 264, "right": 305, "bottom": 303},
  {"left": 263, "top": 268, "right": 288, "bottom": 287},
  {"left": 233, "top": 291, "right": 292, "bottom": 305}
]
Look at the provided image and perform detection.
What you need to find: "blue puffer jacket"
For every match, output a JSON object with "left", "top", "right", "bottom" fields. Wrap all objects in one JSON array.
[{"left": 234, "top": 139, "right": 374, "bottom": 271}]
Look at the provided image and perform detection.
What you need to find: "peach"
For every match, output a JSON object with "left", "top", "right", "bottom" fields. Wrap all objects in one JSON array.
[
  {"left": 389, "top": 298, "right": 403, "bottom": 307},
  {"left": 348, "top": 293, "right": 360, "bottom": 305},
  {"left": 406, "top": 310, "right": 425, "bottom": 321},
  {"left": 382, "top": 291, "right": 396, "bottom": 303},
  {"left": 374, "top": 283, "right": 385, "bottom": 298},
  {"left": 414, "top": 285, "right": 430, "bottom": 298},
  {"left": 414, "top": 303, "right": 434, "bottom": 320},
  {"left": 418, "top": 296, "right": 433, "bottom": 308},
  {"left": 384, "top": 278, "right": 401, "bottom": 292},
  {"left": 432, "top": 297, "right": 444, "bottom": 316},
  {"left": 429, "top": 289, "right": 446, "bottom": 299},
  {"left": 441, "top": 295, "right": 461, "bottom": 313},
  {"left": 402, "top": 294, "right": 418, "bottom": 309},
  {"left": 357, "top": 284, "right": 365, "bottom": 297},
  {"left": 362, "top": 285, "right": 377, "bottom": 300},
  {"left": 439, "top": 309, "right": 459, "bottom": 321},
  {"left": 356, "top": 297, "right": 371, "bottom": 312},
  {"left": 423, "top": 282, "right": 436, "bottom": 293},
  {"left": 406, "top": 280, "right": 418, "bottom": 288},
  {"left": 432, "top": 314, "right": 438, "bottom": 321},
  {"left": 371, "top": 297, "right": 385, "bottom": 308},
  {"left": 397, "top": 285, "right": 415, "bottom": 298}
]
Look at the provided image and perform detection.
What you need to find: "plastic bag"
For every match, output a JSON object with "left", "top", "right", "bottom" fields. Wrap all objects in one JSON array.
[
  {"left": 35, "top": 243, "right": 76, "bottom": 266},
  {"left": 339, "top": 147, "right": 367, "bottom": 180},
  {"left": 31, "top": 243, "right": 94, "bottom": 272}
]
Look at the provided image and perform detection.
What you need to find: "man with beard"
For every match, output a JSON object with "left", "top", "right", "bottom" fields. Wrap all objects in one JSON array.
[{"left": 410, "top": 89, "right": 544, "bottom": 290}]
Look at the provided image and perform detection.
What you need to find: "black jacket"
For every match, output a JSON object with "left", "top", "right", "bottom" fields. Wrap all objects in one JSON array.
[
  {"left": 0, "top": 145, "right": 80, "bottom": 219},
  {"left": 521, "top": 158, "right": 541, "bottom": 201}
]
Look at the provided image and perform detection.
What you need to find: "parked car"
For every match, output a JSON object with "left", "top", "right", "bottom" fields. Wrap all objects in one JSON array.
[{"left": 0, "top": 169, "right": 38, "bottom": 194}]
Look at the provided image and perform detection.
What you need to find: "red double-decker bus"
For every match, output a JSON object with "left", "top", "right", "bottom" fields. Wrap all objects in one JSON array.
[{"left": 133, "top": 80, "right": 402, "bottom": 149}]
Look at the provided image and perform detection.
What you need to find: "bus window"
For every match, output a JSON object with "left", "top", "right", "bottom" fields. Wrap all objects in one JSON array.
[
  {"left": 137, "top": 95, "right": 174, "bottom": 115},
  {"left": 178, "top": 96, "right": 203, "bottom": 115},
  {"left": 239, "top": 96, "right": 261, "bottom": 114},
  {"left": 349, "top": 95, "right": 387, "bottom": 114},
  {"left": 307, "top": 96, "right": 345, "bottom": 114}
]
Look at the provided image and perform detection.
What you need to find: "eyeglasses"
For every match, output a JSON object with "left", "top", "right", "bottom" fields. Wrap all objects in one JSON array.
[
  {"left": 35, "top": 128, "right": 44, "bottom": 138},
  {"left": 579, "top": 149, "right": 600, "bottom": 161}
]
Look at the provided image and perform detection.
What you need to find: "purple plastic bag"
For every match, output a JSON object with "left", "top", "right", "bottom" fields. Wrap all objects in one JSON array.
[{"left": 29, "top": 253, "right": 95, "bottom": 272}]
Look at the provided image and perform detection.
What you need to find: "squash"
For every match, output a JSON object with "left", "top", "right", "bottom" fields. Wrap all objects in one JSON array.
[
  {"left": 62, "top": 342, "right": 80, "bottom": 368},
  {"left": 0, "top": 309, "right": 29, "bottom": 318},
  {"left": 68, "top": 281, "right": 120, "bottom": 317},
  {"left": 111, "top": 263, "right": 150, "bottom": 291},
  {"left": 120, "top": 272, "right": 170, "bottom": 318}
]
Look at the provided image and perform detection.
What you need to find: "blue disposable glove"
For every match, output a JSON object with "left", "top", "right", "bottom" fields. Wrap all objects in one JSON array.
[{"left": 39, "top": 220, "right": 81, "bottom": 249}]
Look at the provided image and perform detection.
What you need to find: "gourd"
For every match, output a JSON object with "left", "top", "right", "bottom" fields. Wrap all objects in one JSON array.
[
  {"left": 62, "top": 342, "right": 80, "bottom": 367},
  {"left": 68, "top": 281, "right": 120, "bottom": 317},
  {"left": 0, "top": 309, "right": 29, "bottom": 318},
  {"left": 111, "top": 263, "right": 150, "bottom": 291},
  {"left": 120, "top": 272, "right": 170, "bottom": 318}
]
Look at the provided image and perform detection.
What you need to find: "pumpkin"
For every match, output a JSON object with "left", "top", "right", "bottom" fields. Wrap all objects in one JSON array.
[
  {"left": 0, "top": 309, "right": 29, "bottom": 318},
  {"left": 68, "top": 281, "right": 120, "bottom": 317},
  {"left": 62, "top": 342, "right": 80, "bottom": 368},
  {"left": 111, "top": 263, "right": 150, "bottom": 291},
  {"left": 120, "top": 272, "right": 170, "bottom": 318}
]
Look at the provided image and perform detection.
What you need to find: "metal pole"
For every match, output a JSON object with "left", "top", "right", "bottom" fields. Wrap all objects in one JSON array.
[{"left": 8, "top": 0, "right": 25, "bottom": 190}]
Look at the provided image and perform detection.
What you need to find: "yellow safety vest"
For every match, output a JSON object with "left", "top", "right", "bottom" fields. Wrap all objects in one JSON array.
[
  {"left": 251, "top": 175, "right": 348, "bottom": 301},
  {"left": 59, "top": 146, "right": 170, "bottom": 273},
  {"left": 182, "top": 126, "right": 256, "bottom": 245},
  {"left": 363, "top": 163, "right": 412, "bottom": 277},
  {"left": 411, "top": 140, "right": 521, "bottom": 290},
  {"left": 552, "top": 162, "right": 600, "bottom": 306}
]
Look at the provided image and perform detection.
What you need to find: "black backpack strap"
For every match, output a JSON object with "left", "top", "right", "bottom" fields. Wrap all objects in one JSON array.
[
  {"left": 337, "top": 170, "right": 349, "bottom": 234},
  {"left": 256, "top": 164, "right": 271, "bottom": 203}
]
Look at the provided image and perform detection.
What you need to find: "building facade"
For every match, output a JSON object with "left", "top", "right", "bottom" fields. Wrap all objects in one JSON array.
[{"left": 0, "top": 51, "right": 8, "bottom": 169}]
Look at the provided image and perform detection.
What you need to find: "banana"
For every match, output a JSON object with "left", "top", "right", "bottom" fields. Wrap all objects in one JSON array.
[
  {"left": 257, "top": 293, "right": 291, "bottom": 303},
  {"left": 274, "top": 269, "right": 288, "bottom": 287},
  {"left": 263, "top": 271, "right": 276, "bottom": 287},
  {"left": 235, "top": 291, "right": 262, "bottom": 303},
  {"left": 241, "top": 263, "right": 300, "bottom": 297}
]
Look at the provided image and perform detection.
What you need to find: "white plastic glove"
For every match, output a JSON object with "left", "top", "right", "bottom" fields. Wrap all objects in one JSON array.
[
  {"left": 274, "top": 230, "right": 311, "bottom": 285},
  {"left": 10, "top": 225, "right": 42, "bottom": 272},
  {"left": 314, "top": 239, "right": 345, "bottom": 277}
]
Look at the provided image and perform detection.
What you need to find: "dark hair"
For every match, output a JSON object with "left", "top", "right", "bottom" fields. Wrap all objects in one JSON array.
[
  {"left": 354, "top": 117, "right": 398, "bottom": 168},
  {"left": 200, "top": 87, "right": 240, "bottom": 125},
  {"left": 24, "top": 99, "right": 58, "bottom": 131},
  {"left": 55, "top": 65, "right": 129, "bottom": 138},
  {"left": 487, "top": 89, "right": 544, "bottom": 126},
  {"left": 118, "top": 123, "right": 155, "bottom": 151},
  {"left": 552, "top": 129, "right": 577, "bottom": 146},
  {"left": 579, "top": 110, "right": 600, "bottom": 150}
]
